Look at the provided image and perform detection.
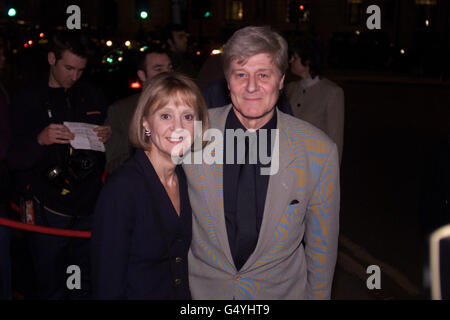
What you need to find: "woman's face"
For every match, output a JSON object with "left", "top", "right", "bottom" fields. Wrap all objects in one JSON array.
[{"left": 143, "top": 100, "right": 197, "bottom": 162}]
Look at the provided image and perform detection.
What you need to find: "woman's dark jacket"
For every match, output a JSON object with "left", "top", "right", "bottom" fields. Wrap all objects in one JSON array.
[{"left": 91, "top": 149, "right": 192, "bottom": 299}]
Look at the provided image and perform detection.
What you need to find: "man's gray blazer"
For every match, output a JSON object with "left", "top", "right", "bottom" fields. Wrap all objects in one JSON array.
[{"left": 183, "top": 105, "right": 340, "bottom": 299}]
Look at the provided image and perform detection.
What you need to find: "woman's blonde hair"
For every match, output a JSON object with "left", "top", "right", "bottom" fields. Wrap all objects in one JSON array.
[{"left": 129, "top": 72, "right": 209, "bottom": 150}]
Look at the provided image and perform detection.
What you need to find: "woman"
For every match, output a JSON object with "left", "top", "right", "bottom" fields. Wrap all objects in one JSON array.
[
  {"left": 91, "top": 72, "right": 208, "bottom": 299},
  {"left": 286, "top": 36, "right": 345, "bottom": 162}
]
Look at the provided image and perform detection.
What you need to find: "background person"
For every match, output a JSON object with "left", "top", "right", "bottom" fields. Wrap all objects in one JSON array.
[
  {"left": 105, "top": 44, "right": 172, "bottom": 174},
  {"left": 7, "top": 31, "right": 110, "bottom": 299},
  {"left": 92, "top": 72, "right": 209, "bottom": 299},
  {"left": 286, "top": 35, "right": 345, "bottom": 162},
  {"left": 183, "top": 26, "right": 340, "bottom": 300},
  {"left": 163, "top": 24, "right": 197, "bottom": 79}
]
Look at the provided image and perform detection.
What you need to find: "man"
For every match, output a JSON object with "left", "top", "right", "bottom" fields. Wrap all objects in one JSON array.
[
  {"left": 183, "top": 26, "right": 340, "bottom": 299},
  {"left": 8, "top": 31, "right": 110, "bottom": 299},
  {"left": 164, "top": 24, "right": 196, "bottom": 78},
  {"left": 105, "top": 45, "right": 172, "bottom": 173},
  {"left": 286, "top": 35, "right": 345, "bottom": 162}
]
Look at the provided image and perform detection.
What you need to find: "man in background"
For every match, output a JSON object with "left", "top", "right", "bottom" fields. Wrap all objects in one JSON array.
[
  {"left": 163, "top": 24, "right": 196, "bottom": 78},
  {"left": 105, "top": 44, "right": 172, "bottom": 173},
  {"left": 8, "top": 31, "right": 110, "bottom": 299}
]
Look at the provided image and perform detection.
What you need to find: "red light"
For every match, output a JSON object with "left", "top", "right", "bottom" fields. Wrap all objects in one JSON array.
[
  {"left": 130, "top": 82, "right": 142, "bottom": 89},
  {"left": 39, "top": 33, "right": 44, "bottom": 38},
  {"left": 24, "top": 43, "right": 28, "bottom": 48},
  {"left": 299, "top": 5, "right": 304, "bottom": 10}
]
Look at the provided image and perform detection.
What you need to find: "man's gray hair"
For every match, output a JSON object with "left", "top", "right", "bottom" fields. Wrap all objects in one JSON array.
[{"left": 222, "top": 26, "right": 288, "bottom": 77}]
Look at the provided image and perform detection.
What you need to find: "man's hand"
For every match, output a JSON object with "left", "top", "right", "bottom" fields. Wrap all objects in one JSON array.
[
  {"left": 94, "top": 125, "right": 112, "bottom": 143},
  {"left": 37, "top": 124, "right": 75, "bottom": 146}
]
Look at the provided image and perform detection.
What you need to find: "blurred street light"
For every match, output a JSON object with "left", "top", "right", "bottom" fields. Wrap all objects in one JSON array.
[
  {"left": 8, "top": 8, "right": 17, "bottom": 17},
  {"left": 130, "top": 81, "right": 142, "bottom": 89},
  {"left": 140, "top": 10, "right": 148, "bottom": 20}
]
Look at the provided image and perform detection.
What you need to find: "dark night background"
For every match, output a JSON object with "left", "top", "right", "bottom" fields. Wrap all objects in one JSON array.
[{"left": 1, "top": 0, "right": 449, "bottom": 300}]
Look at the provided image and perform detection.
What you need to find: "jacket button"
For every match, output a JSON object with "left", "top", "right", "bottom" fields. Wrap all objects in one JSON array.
[
  {"left": 174, "top": 278, "right": 182, "bottom": 286},
  {"left": 175, "top": 257, "right": 182, "bottom": 263}
]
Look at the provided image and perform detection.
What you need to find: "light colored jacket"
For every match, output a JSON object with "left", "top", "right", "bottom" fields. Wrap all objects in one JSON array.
[
  {"left": 183, "top": 105, "right": 340, "bottom": 300},
  {"left": 287, "top": 78, "right": 344, "bottom": 162}
]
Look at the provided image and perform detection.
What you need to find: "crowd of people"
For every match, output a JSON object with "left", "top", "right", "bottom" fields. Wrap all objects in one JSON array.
[{"left": 0, "top": 25, "right": 344, "bottom": 300}]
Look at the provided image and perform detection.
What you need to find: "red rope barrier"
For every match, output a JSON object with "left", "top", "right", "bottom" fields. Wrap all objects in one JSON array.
[{"left": 0, "top": 217, "right": 92, "bottom": 239}]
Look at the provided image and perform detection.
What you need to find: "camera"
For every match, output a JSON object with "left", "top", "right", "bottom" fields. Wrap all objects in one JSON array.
[{"left": 45, "top": 150, "right": 99, "bottom": 189}]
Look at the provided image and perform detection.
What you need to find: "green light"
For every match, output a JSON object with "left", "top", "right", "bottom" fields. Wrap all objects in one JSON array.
[
  {"left": 140, "top": 11, "right": 148, "bottom": 19},
  {"left": 106, "top": 57, "right": 114, "bottom": 64},
  {"left": 204, "top": 11, "right": 211, "bottom": 18},
  {"left": 8, "top": 8, "right": 17, "bottom": 17}
]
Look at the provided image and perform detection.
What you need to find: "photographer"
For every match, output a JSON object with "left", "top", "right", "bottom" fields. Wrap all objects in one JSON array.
[{"left": 7, "top": 31, "right": 110, "bottom": 299}]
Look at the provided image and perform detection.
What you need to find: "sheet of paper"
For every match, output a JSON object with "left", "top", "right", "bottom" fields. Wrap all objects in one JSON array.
[{"left": 63, "top": 121, "right": 105, "bottom": 152}]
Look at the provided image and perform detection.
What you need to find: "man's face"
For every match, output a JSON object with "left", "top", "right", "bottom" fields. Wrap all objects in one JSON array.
[
  {"left": 145, "top": 53, "right": 172, "bottom": 79},
  {"left": 48, "top": 50, "right": 87, "bottom": 89},
  {"left": 227, "top": 53, "right": 284, "bottom": 128},
  {"left": 171, "top": 30, "right": 188, "bottom": 52}
]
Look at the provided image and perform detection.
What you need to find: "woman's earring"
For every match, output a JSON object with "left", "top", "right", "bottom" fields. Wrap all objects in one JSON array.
[{"left": 144, "top": 129, "right": 151, "bottom": 137}]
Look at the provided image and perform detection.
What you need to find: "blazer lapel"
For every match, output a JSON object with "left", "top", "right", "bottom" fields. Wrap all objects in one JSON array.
[{"left": 200, "top": 105, "right": 235, "bottom": 266}]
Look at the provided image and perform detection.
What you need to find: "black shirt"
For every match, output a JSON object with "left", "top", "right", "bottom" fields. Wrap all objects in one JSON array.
[{"left": 223, "top": 108, "right": 277, "bottom": 266}]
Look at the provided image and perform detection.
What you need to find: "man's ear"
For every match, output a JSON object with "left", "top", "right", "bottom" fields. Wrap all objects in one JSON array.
[
  {"left": 48, "top": 52, "right": 56, "bottom": 66},
  {"left": 167, "top": 38, "right": 175, "bottom": 51},
  {"left": 137, "top": 70, "right": 147, "bottom": 83},
  {"left": 278, "top": 74, "right": 286, "bottom": 90}
]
